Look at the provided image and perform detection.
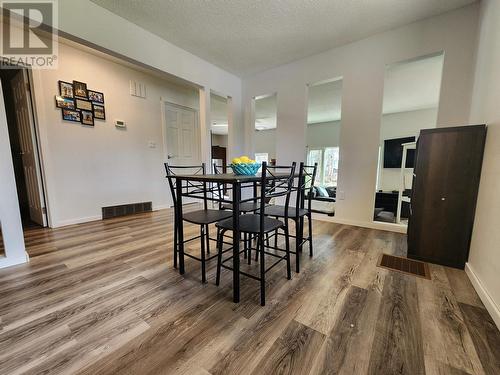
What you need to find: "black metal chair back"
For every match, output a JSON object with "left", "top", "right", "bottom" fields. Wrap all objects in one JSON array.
[
  {"left": 297, "top": 162, "right": 318, "bottom": 213},
  {"left": 213, "top": 163, "right": 233, "bottom": 209},
  {"left": 259, "top": 162, "right": 296, "bottom": 232},
  {"left": 164, "top": 163, "right": 207, "bottom": 210}
]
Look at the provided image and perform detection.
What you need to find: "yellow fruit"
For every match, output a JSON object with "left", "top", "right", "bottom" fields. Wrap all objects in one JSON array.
[
  {"left": 240, "top": 156, "right": 250, "bottom": 163},
  {"left": 232, "top": 157, "right": 242, "bottom": 164}
]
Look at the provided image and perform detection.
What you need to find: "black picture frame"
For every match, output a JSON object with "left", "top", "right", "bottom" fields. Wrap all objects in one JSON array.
[
  {"left": 81, "top": 110, "right": 94, "bottom": 126},
  {"left": 58, "top": 80, "right": 74, "bottom": 98},
  {"left": 75, "top": 98, "right": 92, "bottom": 111},
  {"left": 88, "top": 89, "right": 104, "bottom": 104},
  {"left": 55, "top": 95, "right": 75, "bottom": 109},
  {"left": 62, "top": 109, "right": 81, "bottom": 123},
  {"left": 73, "top": 80, "right": 88, "bottom": 99},
  {"left": 92, "top": 103, "right": 105, "bottom": 120}
]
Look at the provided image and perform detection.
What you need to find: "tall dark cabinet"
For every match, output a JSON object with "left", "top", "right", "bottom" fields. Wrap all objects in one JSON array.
[{"left": 407, "top": 125, "right": 486, "bottom": 269}]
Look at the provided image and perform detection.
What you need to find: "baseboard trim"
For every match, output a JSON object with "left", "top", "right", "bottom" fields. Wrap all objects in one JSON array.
[
  {"left": 52, "top": 215, "right": 102, "bottom": 228},
  {"left": 311, "top": 214, "right": 408, "bottom": 233},
  {"left": 465, "top": 262, "right": 500, "bottom": 329},
  {"left": 0, "top": 252, "right": 29, "bottom": 269}
]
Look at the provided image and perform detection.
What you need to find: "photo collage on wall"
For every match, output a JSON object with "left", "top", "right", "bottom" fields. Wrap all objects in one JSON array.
[{"left": 56, "top": 80, "right": 106, "bottom": 126}]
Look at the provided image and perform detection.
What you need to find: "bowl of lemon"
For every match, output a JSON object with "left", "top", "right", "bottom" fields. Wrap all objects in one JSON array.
[{"left": 231, "top": 156, "right": 260, "bottom": 176}]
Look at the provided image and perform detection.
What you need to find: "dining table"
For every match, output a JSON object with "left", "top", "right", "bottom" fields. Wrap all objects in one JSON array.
[{"left": 174, "top": 172, "right": 292, "bottom": 303}]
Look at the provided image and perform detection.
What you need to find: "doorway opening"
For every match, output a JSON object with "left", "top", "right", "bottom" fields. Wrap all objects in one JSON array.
[
  {"left": 254, "top": 93, "right": 277, "bottom": 166},
  {"left": 306, "top": 78, "right": 343, "bottom": 217},
  {"left": 1, "top": 67, "right": 47, "bottom": 229},
  {"left": 210, "top": 92, "right": 228, "bottom": 172}
]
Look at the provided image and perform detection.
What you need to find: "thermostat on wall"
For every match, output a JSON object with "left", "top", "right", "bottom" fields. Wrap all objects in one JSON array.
[{"left": 115, "top": 120, "right": 126, "bottom": 128}]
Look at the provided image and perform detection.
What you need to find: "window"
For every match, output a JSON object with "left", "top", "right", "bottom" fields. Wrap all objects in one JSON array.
[
  {"left": 254, "top": 153, "right": 269, "bottom": 164},
  {"left": 307, "top": 147, "right": 339, "bottom": 186},
  {"left": 254, "top": 152, "right": 268, "bottom": 172}
]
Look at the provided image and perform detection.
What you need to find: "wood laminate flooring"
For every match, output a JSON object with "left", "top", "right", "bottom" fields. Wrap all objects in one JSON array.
[{"left": 0, "top": 209, "right": 499, "bottom": 374}]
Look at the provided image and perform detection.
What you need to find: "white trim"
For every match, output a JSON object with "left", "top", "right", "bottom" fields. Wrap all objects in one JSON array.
[
  {"left": 0, "top": 252, "right": 29, "bottom": 269},
  {"left": 311, "top": 213, "right": 407, "bottom": 233},
  {"left": 465, "top": 262, "right": 500, "bottom": 330},
  {"left": 52, "top": 215, "right": 102, "bottom": 228}
]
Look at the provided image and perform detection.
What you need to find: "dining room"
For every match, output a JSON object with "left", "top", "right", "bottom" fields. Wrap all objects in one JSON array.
[{"left": 1, "top": 1, "right": 500, "bottom": 374}]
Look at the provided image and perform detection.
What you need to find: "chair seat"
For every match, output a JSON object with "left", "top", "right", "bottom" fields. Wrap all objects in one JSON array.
[
  {"left": 221, "top": 201, "right": 260, "bottom": 212},
  {"left": 260, "top": 205, "right": 308, "bottom": 218},
  {"left": 183, "top": 209, "right": 232, "bottom": 225},
  {"left": 216, "top": 214, "right": 284, "bottom": 234}
]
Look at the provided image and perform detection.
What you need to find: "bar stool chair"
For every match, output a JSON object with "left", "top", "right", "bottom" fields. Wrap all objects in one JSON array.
[
  {"left": 260, "top": 162, "right": 318, "bottom": 273},
  {"left": 215, "top": 162, "right": 296, "bottom": 306},
  {"left": 213, "top": 163, "right": 260, "bottom": 213},
  {"left": 165, "top": 163, "right": 232, "bottom": 283}
]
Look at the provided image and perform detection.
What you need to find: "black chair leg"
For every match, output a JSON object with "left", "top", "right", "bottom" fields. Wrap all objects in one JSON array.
[
  {"left": 259, "top": 235, "right": 266, "bottom": 306},
  {"left": 284, "top": 226, "right": 291, "bottom": 280},
  {"left": 299, "top": 217, "right": 305, "bottom": 252},
  {"left": 200, "top": 226, "right": 207, "bottom": 283},
  {"left": 216, "top": 229, "right": 224, "bottom": 286},
  {"left": 173, "top": 221, "right": 178, "bottom": 269},
  {"left": 247, "top": 233, "right": 252, "bottom": 265},
  {"left": 205, "top": 224, "right": 210, "bottom": 255},
  {"left": 243, "top": 233, "right": 248, "bottom": 259},
  {"left": 274, "top": 228, "right": 278, "bottom": 249},
  {"left": 308, "top": 213, "right": 313, "bottom": 257},
  {"left": 295, "top": 219, "right": 300, "bottom": 273}
]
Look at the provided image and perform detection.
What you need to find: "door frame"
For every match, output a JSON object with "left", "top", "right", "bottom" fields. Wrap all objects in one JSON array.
[{"left": 1, "top": 62, "right": 49, "bottom": 227}]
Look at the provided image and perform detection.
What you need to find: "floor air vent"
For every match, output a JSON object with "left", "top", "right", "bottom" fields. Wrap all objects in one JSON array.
[
  {"left": 377, "top": 254, "right": 431, "bottom": 279},
  {"left": 102, "top": 202, "right": 152, "bottom": 219}
]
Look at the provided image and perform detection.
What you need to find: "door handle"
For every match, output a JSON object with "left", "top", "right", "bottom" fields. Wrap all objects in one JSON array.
[{"left": 441, "top": 197, "right": 446, "bottom": 201}]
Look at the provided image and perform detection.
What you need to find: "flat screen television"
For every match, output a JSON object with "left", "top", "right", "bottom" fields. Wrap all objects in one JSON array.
[{"left": 383, "top": 136, "right": 416, "bottom": 168}]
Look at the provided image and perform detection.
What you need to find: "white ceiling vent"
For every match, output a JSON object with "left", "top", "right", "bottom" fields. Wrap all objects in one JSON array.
[{"left": 130, "top": 80, "right": 147, "bottom": 98}]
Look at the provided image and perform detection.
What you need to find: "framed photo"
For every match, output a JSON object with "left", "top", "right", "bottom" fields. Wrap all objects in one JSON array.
[
  {"left": 73, "top": 81, "right": 88, "bottom": 99},
  {"left": 58, "top": 81, "right": 74, "bottom": 98},
  {"left": 75, "top": 98, "right": 92, "bottom": 111},
  {"left": 93, "top": 104, "right": 105, "bottom": 120},
  {"left": 81, "top": 110, "right": 94, "bottom": 126},
  {"left": 88, "top": 90, "right": 104, "bottom": 104},
  {"left": 62, "top": 109, "right": 81, "bottom": 123},
  {"left": 55, "top": 95, "right": 75, "bottom": 109}
]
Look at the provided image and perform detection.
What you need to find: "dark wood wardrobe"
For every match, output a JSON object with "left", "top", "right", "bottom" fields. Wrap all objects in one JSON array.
[{"left": 407, "top": 125, "right": 486, "bottom": 269}]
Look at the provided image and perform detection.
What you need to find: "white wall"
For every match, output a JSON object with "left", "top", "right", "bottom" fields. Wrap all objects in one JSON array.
[
  {"left": 58, "top": 0, "right": 244, "bottom": 160},
  {"left": 0, "top": 81, "right": 28, "bottom": 268},
  {"left": 211, "top": 134, "right": 228, "bottom": 148},
  {"left": 254, "top": 129, "right": 277, "bottom": 160},
  {"left": 378, "top": 108, "right": 438, "bottom": 191},
  {"left": 243, "top": 5, "right": 479, "bottom": 230},
  {"left": 466, "top": 0, "right": 500, "bottom": 328},
  {"left": 32, "top": 42, "right": 201, "bottom": 227}
]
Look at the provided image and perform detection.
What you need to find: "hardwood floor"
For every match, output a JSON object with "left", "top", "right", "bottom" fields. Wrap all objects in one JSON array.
[{"left": 0, "top": 209, "right": 499, "bottom": 374}]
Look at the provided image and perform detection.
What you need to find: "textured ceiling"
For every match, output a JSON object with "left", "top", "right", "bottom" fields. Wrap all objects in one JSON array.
[{"left": 90, "top": 0, "right": 475, "bottom": 76}]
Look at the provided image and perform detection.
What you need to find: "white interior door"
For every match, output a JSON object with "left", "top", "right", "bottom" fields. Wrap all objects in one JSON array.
[
  {"left": 163, "top": 103, "right": 201, "bottom": 206},
  {"left": 164, "top": 103, "right": 200, "bottom": 166},
  {"left": 11, "top": 70, "right": 45, "bottom": 226}
]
